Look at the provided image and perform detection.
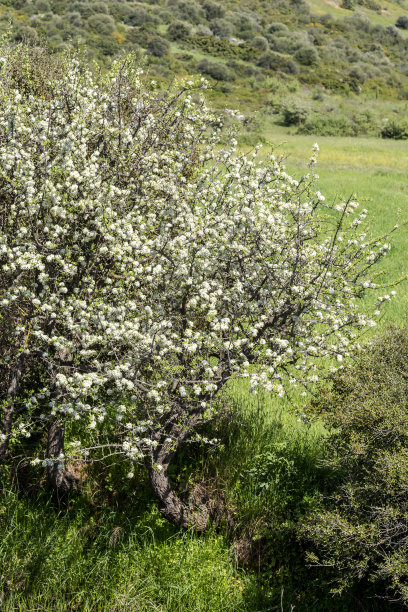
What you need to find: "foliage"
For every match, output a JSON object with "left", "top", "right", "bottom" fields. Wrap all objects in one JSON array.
[
  {"left": 396, "top": 15, "right": 408, "bottom": 29},
  {"left": 0, "top": 490, "right": 254, "bottom": 611},
  {"left": 197, "top": 57, "right": 236, "bottom": 80},
  {"left": 0, "top": 0, "right": 407, "bottom": 138},
  {"left": 301, "top": 325, "right": 408, "bottom": 606},
  {"left": 381, "top": 118, "right": 408, "bottom": 139},
  {"left": 147, "top": 35, "right": 170, "bottom": 56}
]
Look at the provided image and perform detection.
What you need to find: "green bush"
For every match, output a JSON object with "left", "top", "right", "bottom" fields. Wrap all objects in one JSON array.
[
  {"left": 294, "top": 45, "right": 319, "bottom": 66},
  {"left": 381, "top": 119, "right": 408, "bottom": 139},
  {"left": 123, "top": 7, "right": 154, "bottom": 26},
  {"left": 197, "top": 58, "right": 235, "bottom": 81},
  {"left": 209, "top": 18, "right": 233, "bottom": 39},
  {"left": 301, "top": 325, "right": 408, "bottom": 606},
  {"left": 342, "top": 0, "right": 356, "bottom": 9},
  {"left": 87, "top": 14, "right": 115, "bottom": 35},
  {"left": 251, "top": 35, "right": 269, "bottom": 51},
  {"left": 147, "top": 35, "right": 170, "bottom": 57},
  {"left": 257, "top": 51, "right": 299, "bottom": 74},
  {"left": 167, "top": 20, "right": 191, "bottom": 40},
  {"left": 202, "top": 0, "right": 225, "bottom": 20},
  {"left": 396, "top": 16, "right": 408, "bottom": 30},
  {"left": 281, "top": 99, "right": 309, "bottom": 125}
]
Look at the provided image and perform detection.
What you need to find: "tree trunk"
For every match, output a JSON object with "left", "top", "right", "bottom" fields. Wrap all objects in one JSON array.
[
  {"left": 47, "top": 419, "right": 78, "bottom": 496},
  {"left": 0, "top": 356, "right": 24, "bottom": 461},
  {"left": 148, "top": 462, "right": 209, "bottom": 532}
]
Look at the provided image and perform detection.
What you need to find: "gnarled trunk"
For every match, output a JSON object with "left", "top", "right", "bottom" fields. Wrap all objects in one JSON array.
[
  {"left": 0, "top": 356, "right": 24, "bottom": 461},
  {"left": 47, "top": 419, "right": 78, "bottom": 496},
  {"left": 148, "top": 462, "right": 209, "bottom": 532}
]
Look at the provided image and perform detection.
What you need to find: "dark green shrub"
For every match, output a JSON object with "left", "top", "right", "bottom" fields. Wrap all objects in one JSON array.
[
  {"left": 251, "top": 35, "right": 269, "bottom": 51},
  {"left": 267, "top": 22, "right": 289, "bottom": 34},
  {"left": 197, "top": 58, "right": 235, "bottom": 81},
  {"left": 67, "top": 11, "right": 82, "bottom": 27},
  {"left": 202, "top": 0, "right": 224, "bottom": 20},
  {"left": 396, "top": 15, "right": 408, "bottom": 30},
  {"left": 195, "top": 24, "right": 212, "bottom": 36},
  {"left": 147, "top": 36, "right": 170, "bottom": 57},
  {"left": 381, "top": 119, "right": 408, "bottom": 139},
  {"left": 349, "top": 65, "right": 366, "bottom": 83},
  {"left": 209, "top": 18, "right": 233, "bottom": 39},
  {"left": 341, "top": 0, "right": 355, "bottom": 9},
  {"left": 13, "top": 26, "right": 39, "bottom": 44},
  {"left": 87, "top": 14, "right": 115, "bottom": 35},
  {"left": 35, "top": 0, "right": 50, "bottom": 11},
  {"left": 281, "top": 99, "right": 309, "bottom": 125},
  {"left": 257, "top": 51, "right": 299, "bottom": 74},
  {"left": 170, "top": 0, "right": 204, "bottom": 24},
  {"left": 294, "top": 45, "right": 319, "bottom": 66},
  {"left": 167, "top": 21, "right": 191, "bottom": 40},
  {"left": 96, "top": 35, "right": 119, "bottom": 56},
  {"left": 123, "top": 7, "right": 153, "bottom": 27},
  {"left": 301, "top": 325, "right": 408, "bottom": 605}
]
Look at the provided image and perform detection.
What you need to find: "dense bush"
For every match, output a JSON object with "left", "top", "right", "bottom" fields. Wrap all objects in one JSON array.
[
  {"left": 294, "top": 45, "right": 319, "bottom": 66},
  {"left": 147, "top": 35, "right": 170, "bottom": 57},
  {"left": 396, "top": 16, "right": 408, "bottom": 30},
  {"left": 209, "top": 18, "right": 233, "bottom": 39},
  {"left": 167, "top": 20, "right": 191, "bottom": 40},
  {"left": 87, "top": 14, "right": 115, "bottom": 35},
  {"left": 281, "top": 99, "right": 310, "bottom": 125},
  {"left": 381, "top": 118, "right": 408, "bottom": 139},
  {"left": 301, "top": 325, "right": 408, "bottom": 606},
  {"left": 257, "top": 51, "right": 299, "bottom": 74},
  {"left": 197, "top": 58, "right": 236, "bottom": 81}
]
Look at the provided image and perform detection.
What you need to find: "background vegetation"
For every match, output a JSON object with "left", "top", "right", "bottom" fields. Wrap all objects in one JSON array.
[{"left": 2, "top": 0, "right": 408, "bottom": 140}]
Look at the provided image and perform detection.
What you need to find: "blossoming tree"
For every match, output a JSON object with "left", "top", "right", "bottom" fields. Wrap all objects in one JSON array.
[{"left": 0, "top": 46, "right": 396, "bottom": 530}]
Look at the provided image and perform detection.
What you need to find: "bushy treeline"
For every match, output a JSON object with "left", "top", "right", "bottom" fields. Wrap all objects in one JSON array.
[{"left": 2, "top": 0, "right": 408, "bottom": 137}]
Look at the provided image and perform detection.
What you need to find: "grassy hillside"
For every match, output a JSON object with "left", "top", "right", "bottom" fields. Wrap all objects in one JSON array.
[{"left": 3, "top": 0, "right": 408, "bottom": 140}]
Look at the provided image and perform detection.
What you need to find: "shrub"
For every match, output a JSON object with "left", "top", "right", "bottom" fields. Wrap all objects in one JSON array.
[
  {"left": 349, "top": 65, "right": 366, "bottom": 83},
  {"left": 67, "top": 11, "right": 82, "bottom": 27},
  {"left": 381, "top": 119, "right": 408, "bottom": 139},
  {"left": 301, "top": 325, "right": 408, "bottom": 605},
  {"left": 147, "top": 35, "right": 170, "bottom": 57},
  {"left": 167, "top": 21, "right": 191, "bottom": 40},
  {"left": 341, "top": 0, "right": 355, "bottom": 9},
  {"left": 35, "top": 0, "right": 50, "bottom": 11},
  {"left": 202, "top": 0, "right": 224, "bottom": 20},
  {"left": 209, "top": 18, "right": 233, "bottom": 39},
  {"left": 197, "top": 58, "right": 235, "bottom": 81},
  {"left": 267, "top": 23, "right": 289, "bottom": 34},
  {"left": 396, "top": 15, "right": 408, "bottom": 30},
  {"left": 87, "top": 14, "right": 115, "bottom": 35},
  {"left": 251, "top": 35, "right": 269, "bottom": 51},
  {"left": 257, "top": 51, "right": 299, "bottom": 74},
  {"left": 123, "top": 7, "right": 153, "bottom": 27},
  {"left": 281, "top": 99, "right": 310, "bottom": 125},
  {"left": 294, "top": 45, "right": 319, "bottom": 66}
]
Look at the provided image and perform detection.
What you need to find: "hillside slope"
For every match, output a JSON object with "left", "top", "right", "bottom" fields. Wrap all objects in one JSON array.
[{"left": 2, "top": 0, "right": 408, "bottom": 138}]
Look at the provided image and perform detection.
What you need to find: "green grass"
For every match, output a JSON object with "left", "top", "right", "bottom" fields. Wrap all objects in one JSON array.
[
  {"left": 0, "top": 490, "right": 256, "bottom": 611},
  {"left": 308, "top": 0, "right": 408, "bottom": 27}
]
